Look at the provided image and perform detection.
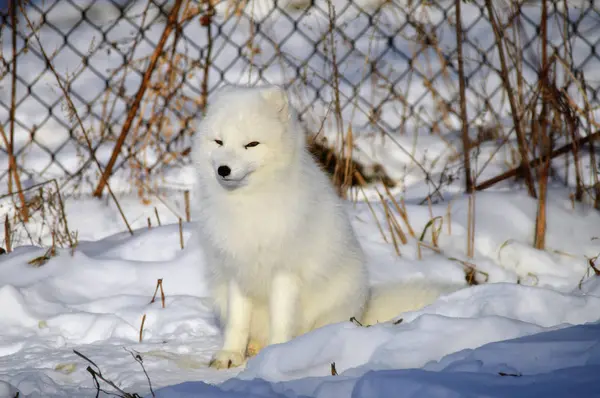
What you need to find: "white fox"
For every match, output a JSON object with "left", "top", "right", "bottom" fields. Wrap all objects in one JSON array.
[{"left": 192, "top": 85, "right": 461, "bottom": 369}]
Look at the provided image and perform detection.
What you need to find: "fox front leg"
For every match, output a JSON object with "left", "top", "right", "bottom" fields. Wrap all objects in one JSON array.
[
  {"left": 269, "top": 272, "right": 300, "bottom": 345},
  {"left": 210, "top": 280, "right": 252, "bottom": 369}
]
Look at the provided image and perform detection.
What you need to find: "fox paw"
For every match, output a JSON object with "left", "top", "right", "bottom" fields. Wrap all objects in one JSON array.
[
  {"left": 209, "top": 350, "right": 245, "bottom": 369},
  {"left": 246, "top": 340, "right": 263, "bottom": 358}
]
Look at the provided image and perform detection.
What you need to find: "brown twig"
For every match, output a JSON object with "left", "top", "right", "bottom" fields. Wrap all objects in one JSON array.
[
  {"left": 73, "top": 349, "right": 142, "bottom": 398},
  {"left": 154, "top": 207, "right": 161, "bottom": 226},
  {"left": 330, "top": 362, "right": 338, "bottom": 376},
  {"left": 485, "top": 0, "right": 537, "bottom": 198},
  {"left": 476, "top": 130, "right": 600, "bottom": 191},
  {"left": 200, "top": 0, "right": 214, "bottom": 114},
  {"left": 455, "top": 0, "right": 473, "bottom": 193},
  {"left": 150, "top": 278, "right": 166, "bottom": 309},
  {"left": 582, "top": 75, "right": 600, "bottom": 209},
  {"left": 184, "top": 190, "right": 191, "bottom": 222},
  {"left": 467, "top": 193, "right": 475, "bottom": 258},
  {"left": 383, "top": 184, "right": 416, "bottom": 238},
  {"left": 6, "top": 1, "right": 28, "bottom": 222},
  {"left": 4, "top": 215, "right": 11, "bottom": 253},
  {"left": 139, "top": 314, "right": 147, "bottom": 343},
  {"left": 589, "top": 256, "right": 600, "bottom": 276},
  {"left": 125, "top": 348, "right": 156, "bottom": 397},
  {"left": 179, "top": 217, "right": 184, "bottom": 249},
  {"left": 534, "top": 0, "right": 549, "bottom": 250},
  {"left": 567, "top": 107, "right": 584, "bottom": 201},
  {"left": 160, "top": 280, "right": 165, "bottom": 308},
  {"left": 93, "top": 0, "right": 185, "bottom": 197}
]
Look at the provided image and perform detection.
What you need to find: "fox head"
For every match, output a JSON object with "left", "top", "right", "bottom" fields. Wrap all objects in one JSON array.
[{"left": 194, "top": 85, "right": 301, "bottom": 192}]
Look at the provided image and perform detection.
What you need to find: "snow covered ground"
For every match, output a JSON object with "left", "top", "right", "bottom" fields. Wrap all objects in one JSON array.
[
  {"left": 0, "top": 187, "right": 599, "bottom": 397},
  {"left": 1, "top": 0, "right": 600, "bottom": 397}
]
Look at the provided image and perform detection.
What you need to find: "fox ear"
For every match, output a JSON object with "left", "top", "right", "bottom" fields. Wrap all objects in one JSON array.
[{"left": 260, "top": 86, "right": 289, "bottom": 120}]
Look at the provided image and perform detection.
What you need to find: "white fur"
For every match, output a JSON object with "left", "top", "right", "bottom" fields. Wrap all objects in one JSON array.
[{"left": 193, "top": 85, "right": 462, "bottom": 369}]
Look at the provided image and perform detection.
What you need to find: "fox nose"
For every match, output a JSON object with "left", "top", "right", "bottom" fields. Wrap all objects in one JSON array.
[{"left": 217, "top": 165, "right": 231, "bottom": 177}]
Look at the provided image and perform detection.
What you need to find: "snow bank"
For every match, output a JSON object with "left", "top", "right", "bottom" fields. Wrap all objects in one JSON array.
[
  {"left": 0, "top": 190, "right": 598, "bottom": 397},
  {"left": 154, "top": 321, "right": 600, "bottom": 398}
]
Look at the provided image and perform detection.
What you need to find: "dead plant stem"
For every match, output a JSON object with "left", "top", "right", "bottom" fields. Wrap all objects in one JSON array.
[
  {"left": 19, "top": 2, "right": 134, "bottom": 236},
  {"left": 485, "top": 0, "right": 537, "bottom": 198},
  {"left": 454, "top": 0, "right": 473, "bottom": 193},
  {"left": 93, "top": 0, "right": 185, "bottom": 197}
]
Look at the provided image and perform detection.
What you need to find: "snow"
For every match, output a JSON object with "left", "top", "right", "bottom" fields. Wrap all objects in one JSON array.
[
  {"left": 0, "top": 0, "right": 599, "bottom": 397},
  {"left": 0, "top": 190, "right": 598, "bottom": 397},
  {"left": 156, "top": 322, "right": 600, "bottom": 398}
]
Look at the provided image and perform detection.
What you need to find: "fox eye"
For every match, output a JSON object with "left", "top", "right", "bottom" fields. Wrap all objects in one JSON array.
[
  {"left": 244, "top": 141, "right": 260, "bottom": 149},
  {"left": 214, "top": 139, "right": 223, "bottom": 146}
]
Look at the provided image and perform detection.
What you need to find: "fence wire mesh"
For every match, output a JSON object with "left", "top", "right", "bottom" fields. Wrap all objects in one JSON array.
[{"left": 0, "top": 0, "right": 599, "bottom": 197}]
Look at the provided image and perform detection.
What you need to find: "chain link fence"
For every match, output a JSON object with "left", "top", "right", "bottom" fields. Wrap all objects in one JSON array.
[{"left": 0, "top": 0, "right": 599, "bottom": 197}]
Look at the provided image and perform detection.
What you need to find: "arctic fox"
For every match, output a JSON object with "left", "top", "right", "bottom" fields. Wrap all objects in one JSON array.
[{"left": 193, "top": 85, "right": 460, "bottom": 369}]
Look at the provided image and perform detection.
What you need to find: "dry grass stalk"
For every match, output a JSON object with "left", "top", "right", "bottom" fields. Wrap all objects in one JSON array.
[
  {"left": 331, "top": 362, "right": 338, "bottom": 376},
  {"left": 431, "top": 217, "right": 443, "bottom": 248},
  {"left": 377, "top": 189, "right": 408, "bottom": 244},
  {"left": 400, "top": 198, "right": 416, "bottom": 237},
  {"left": 467, "top": 193, "right": 475, "bottom": 259},
  {"left": 418, "top": 216, "right": 443, "bottom": 247},
  {"left": 51, "top": 231, "right": 57, "bottom": 257},
  {"left": 28, "top": 245, "right": 58, "bottom": 267},
  {"left": 362, "top": 198, "right": 389, "bottom": 245},
  {"left": 0, "top": 126, "right": 28, "bottom": 223},
  {"left": 580, "top": 74, "right": 600, "bottom": 209},
  {"left": 588, "top": 255, "right": 600, "bottom": 276},
  {"left": 378, "top": 195, "right": 401, "bottom": 256},
  {"left": 383, "top": 205, "right": 400, "bottom": 255},
  {"left": 454, "top": 0, "right": 473, "bottom": 193},
  {"left": 352, "top": 171, "right": 389, "bottom": 244},
  {"left": 534, "top": 0, "right": 550, "bottom": 250},
  {"left": 184, "top": 190, "right": 191, "bottom": 222},
  {"left": 0, "top": 179, "right": 76, "bottom": 252},
  {"left": 4, "top": 215, "right": 11, "bottom": 253},
  {"left": 569, "top": 193, "right": 575, "bottom": 210},
  {"left": 485, "top": 0, "right": 537, "bottom": 198},
  {"left": 51, "top": 179, "right": 75, "bottom": 251},
  {"left": 382, "top": 184, "right": 416, "bottom": 238},
  {"left": 450, "top": 257, "right": 489, "bottom": 285},
  {"left": 388, "top": 209, "right": 408, "bottom": 246},
  {"left": 200, "top": 0, "right": 215, "bottom": 113},
  {"left": 150, "top": 278, "right": 166, "bottom": 308},
  {"left": 154, "top": 207, "right": 162, "bottom": 226},
  {"left": 179, "top": 217, "right": 184, "bottom": 249},
  {"left": 139, "top": 314, "right": 147, "bottom": 343},
  {"left": 324, "top": 0, "right": 354, "bottom": 198},
  {"left": 5, "top": 1, "right": 28, "bottom": 222}
]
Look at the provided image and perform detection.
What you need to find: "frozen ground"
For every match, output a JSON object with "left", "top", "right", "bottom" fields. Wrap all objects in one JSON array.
[{"left": 0, "top": 186, "right": 599, "bottom": 397}]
